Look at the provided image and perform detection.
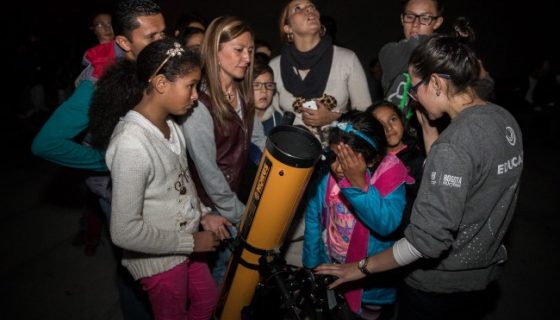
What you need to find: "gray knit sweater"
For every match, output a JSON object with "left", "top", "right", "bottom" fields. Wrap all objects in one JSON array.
[
  {"left": 106, "top": 111, "right": 202, "bottom": 280},
  {"left": 404, "top": 103, "right": 523, "bottom": 292}
]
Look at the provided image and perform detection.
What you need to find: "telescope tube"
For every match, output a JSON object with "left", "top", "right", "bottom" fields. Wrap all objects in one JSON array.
[{"left": 215, "top": 125, "right": 322, "bottom": 320}]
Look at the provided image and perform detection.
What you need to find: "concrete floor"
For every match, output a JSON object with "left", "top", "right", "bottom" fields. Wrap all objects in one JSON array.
[{"left": 1, "top": 110, "right": 558, "bottom": 320}]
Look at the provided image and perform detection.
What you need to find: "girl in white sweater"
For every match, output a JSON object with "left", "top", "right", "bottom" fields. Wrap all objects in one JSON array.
[{"left": 105, "top": 38, "right": 229, "bottom": 319}]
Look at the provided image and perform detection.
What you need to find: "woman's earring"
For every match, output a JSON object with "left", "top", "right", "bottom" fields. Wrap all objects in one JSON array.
[
  {"left": 436, "top": 90, "right": 441, "bottom": 97},
  {"left": 287, "top": 32, "right": 294, "bottom": 42},
  {"left": 320, "top": 25, "right": 326, "bottom": 37}
]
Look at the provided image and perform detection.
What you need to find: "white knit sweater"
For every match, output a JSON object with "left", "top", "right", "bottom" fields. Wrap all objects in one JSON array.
[{"left": 106, "top": 111, "right": 202, "bottom": 280}]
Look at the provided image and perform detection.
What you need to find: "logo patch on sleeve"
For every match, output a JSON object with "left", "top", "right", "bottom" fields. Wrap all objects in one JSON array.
[{"left": 442, "top": 174, "right": 463, "bottom": 188}]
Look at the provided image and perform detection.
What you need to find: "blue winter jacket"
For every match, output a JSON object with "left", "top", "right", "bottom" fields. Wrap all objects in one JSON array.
[{"left": 303, "top": 170, "right": 406, "bottom": 305}]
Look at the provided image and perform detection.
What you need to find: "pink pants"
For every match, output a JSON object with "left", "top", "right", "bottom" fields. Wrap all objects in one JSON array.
[{"left": 140, "top": 259, "right": 218, "bottom": 320}]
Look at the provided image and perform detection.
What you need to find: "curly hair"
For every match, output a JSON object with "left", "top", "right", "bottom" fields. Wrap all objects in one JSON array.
[
  {"left": 88, "top": 59, "right": 142, "bottom": 150},
  {"left": 89, "top": 38, "right": 201, "bottom": 149}
]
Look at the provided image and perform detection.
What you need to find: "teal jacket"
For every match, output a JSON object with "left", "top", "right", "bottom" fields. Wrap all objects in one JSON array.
[
  {"left": 303, "top": 155, "right": 411, "bottom": 306},
  {"left": 31, "top": 41, "right": 123, "bottom": 172},
  {"left": 31, "top": 80, "right": 106, "bottom": 171}
]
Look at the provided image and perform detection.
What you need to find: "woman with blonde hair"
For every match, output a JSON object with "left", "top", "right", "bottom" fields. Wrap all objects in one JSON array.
[
  {"left": 271, "top": 0, "right": 372, "bottom": 268},
  {"left": 270, "top": 0, "right": 371, "bottom": 145},
  {"left": 179, "top": 16, "right": 266, "bottom": 284}
]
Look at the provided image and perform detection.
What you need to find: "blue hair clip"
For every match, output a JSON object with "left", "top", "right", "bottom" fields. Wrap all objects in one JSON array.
[{"left": 331, "top": 121, "right": 379, "bottom": 151}]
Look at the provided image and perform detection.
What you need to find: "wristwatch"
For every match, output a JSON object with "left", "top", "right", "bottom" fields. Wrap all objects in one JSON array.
[{"left": 358, "top": 257, "right": 372, "bottom": 275}]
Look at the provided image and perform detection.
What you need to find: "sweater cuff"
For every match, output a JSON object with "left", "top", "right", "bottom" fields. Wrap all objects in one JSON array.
[
  {"left": 177, "top": 233, "right": 195, "bottom": 254},
  {"left": 200, "top": 205, "right": 212, "bottom": 217},
  {"left": 393, "top": 237, "right": 423, "bottom": 266}
]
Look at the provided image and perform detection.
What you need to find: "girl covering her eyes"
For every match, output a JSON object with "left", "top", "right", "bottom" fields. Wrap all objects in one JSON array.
[{"left": 303, "top": 110, "right": 413, "bottom": 318}]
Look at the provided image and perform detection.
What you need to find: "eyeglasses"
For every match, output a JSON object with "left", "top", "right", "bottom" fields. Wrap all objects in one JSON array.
[
  {"left": 252, "top": 82, "right": 276, "bottom": 91},
  {"left": 408, "top": 73, "right": 450, "bottom": 101},
  {"left": 402, "top": 13, "right": 439, "bottom": 26},
  {"left": 408, "top": 78, "right": 427, "bottom": 101}
]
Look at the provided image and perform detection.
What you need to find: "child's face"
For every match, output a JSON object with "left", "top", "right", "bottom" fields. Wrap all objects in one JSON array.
[
  {"left": 253, "top": 72, "right": 275, "bottom": 111},
  {"left": 166, "top": 68, "right": 201, "bottom": 116},
  {"left": 328, "top": 144, "right": 346, "bottom": 181},
  {"left": 372, "top": 105, "right": 405, "bottom": 152},
  {"left": 91, "top": 13, "right": 114, "bottom": 44}
]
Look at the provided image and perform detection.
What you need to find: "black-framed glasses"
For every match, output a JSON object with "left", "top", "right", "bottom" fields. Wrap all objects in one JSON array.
[
  {"left": 408, "top": 73, "right": 450, "bottom": 101},
  {"left": 402, "top": 13, "right": 439, "bottom": 26},
  {"left": 408, "top": 78, "right": 427, "bottom": 101},
  {"left": 253, "top": 82, "right": 276, "bottom": 91}
]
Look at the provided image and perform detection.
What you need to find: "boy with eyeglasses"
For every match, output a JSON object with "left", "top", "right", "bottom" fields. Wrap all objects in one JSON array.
[
  {"left": 379, "top": 0, "right": 444, "bottom": 109},
  {"left": 252, "top": 60, "right": 281, "bottom": 135}
]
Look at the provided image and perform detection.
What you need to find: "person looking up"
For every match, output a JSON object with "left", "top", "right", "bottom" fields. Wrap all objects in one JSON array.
[
  {"left": 271, "top": 0, "right": 372, "bottom": 267},
  {"left": 270, "top": 0, "right": 371, "bottom": 146}
]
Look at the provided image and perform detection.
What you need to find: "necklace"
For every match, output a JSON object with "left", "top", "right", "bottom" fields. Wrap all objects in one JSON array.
[{"left": 224, "top": 89, "right": 234, "bottom": 102}]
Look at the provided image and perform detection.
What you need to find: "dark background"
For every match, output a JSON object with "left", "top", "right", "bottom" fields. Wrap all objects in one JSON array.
[
  {"left": 10, "top": 0, "right": 556, "bottom": 79},
  {"left": 2, "top": 1, "right": 558, "bottom": 319}
]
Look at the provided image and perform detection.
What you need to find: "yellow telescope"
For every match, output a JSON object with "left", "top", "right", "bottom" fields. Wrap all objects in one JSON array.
[{"left": 215, "top": 125, "right": 322, "bottom": 320}]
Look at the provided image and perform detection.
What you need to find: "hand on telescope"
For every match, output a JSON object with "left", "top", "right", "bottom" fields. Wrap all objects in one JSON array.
[
  {"left": 314, "top": 261, "right": 365, "bottom": 289},
  {"left": 200, "top": 214, "right": 233, "bottom": 240},
  {"left": 193, "top": 230, "right": 220, "bottom": 252}
]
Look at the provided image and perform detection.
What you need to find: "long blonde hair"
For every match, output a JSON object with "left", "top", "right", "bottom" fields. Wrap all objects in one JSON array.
[{"left": 201, "top": 16, "right": 255, "bottom": 126}]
